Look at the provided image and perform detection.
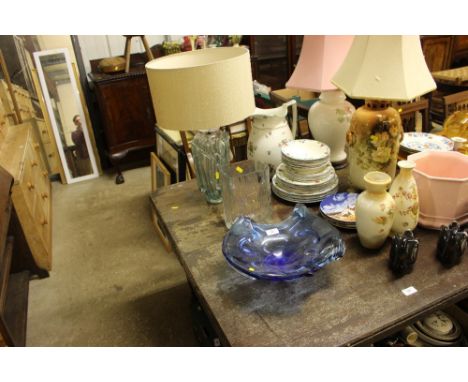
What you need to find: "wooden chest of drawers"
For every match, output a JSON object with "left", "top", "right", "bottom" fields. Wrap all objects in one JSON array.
[
  {"left": 0, "top": 122, "right": 52, "bottom": 271},
  {"left": 29, "top": 117, "right": 60, "bottom": 176}
]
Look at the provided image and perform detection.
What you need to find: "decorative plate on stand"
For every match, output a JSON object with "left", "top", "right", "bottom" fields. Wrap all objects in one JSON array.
[{"left": 401, "top": 132, "right": 454, "bottom": 153}]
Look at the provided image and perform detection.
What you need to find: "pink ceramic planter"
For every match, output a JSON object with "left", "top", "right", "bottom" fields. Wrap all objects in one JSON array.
[{"left": 407, "top": 151, "right": 468, "bottom": 229}]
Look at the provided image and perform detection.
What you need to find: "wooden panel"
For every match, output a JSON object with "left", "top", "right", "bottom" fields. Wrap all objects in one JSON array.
[
  {"left": 247, "top": 36, "right": 302, "bottom": 91},
  {"left": 421, "top": 36, "right": 454, "bottom": 72},
  {"left": 90, "top": 71, "right": 156, "bottom": 155},
  {"left": 2, "top": 271, "right": 30, "bottom": 346},
  {"left": 0, "top": 238, "right": 13, "bottom": 312},
  {"left": 452, "top": 36, "right": 468, "bottom": 67},
  {"left": 0, "top": 167, "right": 13, "bottom": 253}
]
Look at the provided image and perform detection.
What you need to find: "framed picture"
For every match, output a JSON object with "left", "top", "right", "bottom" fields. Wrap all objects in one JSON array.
[
  {"left": 151, "top": 152, "right": 171, "bottom": 192},
  {"left": 155, "top": 124, "right": 189, "bottom": 182},
  {"left": 150, "top": 152, "right": 172, "bottom": 252}
]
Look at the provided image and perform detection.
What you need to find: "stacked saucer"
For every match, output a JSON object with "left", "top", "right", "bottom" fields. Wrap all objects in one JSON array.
[
  {"left": 272, "top": 140, "right": 339, "bottom": 203},
  {"left": 319, "top": 192, "right": 357, "bottom": 230}
]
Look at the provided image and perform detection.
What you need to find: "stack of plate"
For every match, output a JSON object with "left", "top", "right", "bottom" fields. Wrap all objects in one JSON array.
[
  {"left": 272, "top": 140, "right": 339, "bottom": 203},
  {"left": 407, "top": 310, "right": 466, "bottom": 347},
  {"left": 319, "top": 192, "right": 357, "bottom": 230},
  {"left": 400, "top": 132, "right": 454, "bottom": 154}
]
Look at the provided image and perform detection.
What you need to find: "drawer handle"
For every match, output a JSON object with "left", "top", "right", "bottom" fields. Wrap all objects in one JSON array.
[
  {"left": 41, "top": 192, "right": 48, "bottom": 199},
  {"left": 42, "top": 171, "right": 48, "bottom": 177},
  {"left": 40, "top": 218, "right": 48, "bottom": 226},
  {"left": 31, "top": 161, "right": 38, "bottom": 167},
  {"left": 34, "top": 143, "right": 40, "bottom": 149},
  {"left": 48, "top": 153, "right": 54, "bottom": 158},
  {"left": 41, "top": 130, "right": 47, "bottom": 134},
  {"left": 27, "top": 182, "right": 35, "bottom": 190}
]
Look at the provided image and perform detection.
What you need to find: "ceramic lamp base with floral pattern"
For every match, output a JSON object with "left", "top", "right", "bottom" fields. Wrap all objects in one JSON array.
[
  {"left": 308, "top": 90, "right": 355, "bottom": 164},
  {"left": 346, "top": 100, "right": 403, "bottom": 190}
]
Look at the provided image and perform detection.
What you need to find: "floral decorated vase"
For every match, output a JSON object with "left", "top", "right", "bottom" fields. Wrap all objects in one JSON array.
[
  {"left": 389, "top": 160, "right": 419, "bottom": 234},
  {"left": 355, "top": 171, "right": 396, "bottom": 249},
  {"left": 308, "top": 90, "right": 355, "bottom": 164},
  {"left": 346, "top": 100, "right": 403, "bottom": 190},
  {"left": 247, "top": 99, "right": 297, "bottom": 169}
]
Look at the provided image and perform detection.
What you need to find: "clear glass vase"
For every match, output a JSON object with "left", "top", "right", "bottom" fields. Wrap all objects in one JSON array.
[
  {"left": 191, "top": 129, "right": 230, "bottom": 204},
  {"left": 221, "top": 160, "right": 271, "bottom": 228}
]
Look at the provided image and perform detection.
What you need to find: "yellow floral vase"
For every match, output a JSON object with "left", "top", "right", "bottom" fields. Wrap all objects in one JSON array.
[
  {"left": 356, "top": 171, "right": 396, "bottom": 249},
  {"left": 346, "top": 100, "right": 403, "bottom": 190},
  {"left": 389, "top": 160, "right": 419, "bottom": 234}
]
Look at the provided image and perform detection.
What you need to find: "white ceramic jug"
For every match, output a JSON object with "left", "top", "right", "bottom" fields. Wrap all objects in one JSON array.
[{"left": 247, "top": 100, "right": 297, "bottom": 169}]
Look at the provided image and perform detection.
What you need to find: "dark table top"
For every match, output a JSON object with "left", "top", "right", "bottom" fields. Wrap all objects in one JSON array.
[{"left": 150, "top": 168, "right": 468, "bottom": 346}]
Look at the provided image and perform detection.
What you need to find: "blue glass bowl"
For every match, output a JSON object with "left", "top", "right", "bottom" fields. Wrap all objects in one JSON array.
[{"left": 222, "top": 204, "right": 345, "bottom": 281}]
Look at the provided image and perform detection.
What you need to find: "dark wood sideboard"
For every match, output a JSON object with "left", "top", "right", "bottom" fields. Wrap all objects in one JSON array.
[{"left": 88, "top": 69, "right": 156, "bottom": 184}]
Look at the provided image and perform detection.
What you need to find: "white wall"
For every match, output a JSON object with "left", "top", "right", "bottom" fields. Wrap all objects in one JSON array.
[
  {"left": 37, "top": 35, "right": 77, "bottom": 64},
  {"left": 77, "top": 35, "right": 184, "bottom": 76}
]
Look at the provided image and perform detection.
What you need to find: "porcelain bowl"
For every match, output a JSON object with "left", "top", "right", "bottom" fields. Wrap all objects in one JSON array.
[{"left": 407, "top": 151, "right": 468, "bottom": 229}]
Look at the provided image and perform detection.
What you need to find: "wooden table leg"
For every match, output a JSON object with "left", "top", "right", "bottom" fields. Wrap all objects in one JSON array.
[
  {"left": 109, "top": 150, "right": 129, "bottom": 185},
  {"left": 124, "top": 37, "right": 132, "bottom": 73}
]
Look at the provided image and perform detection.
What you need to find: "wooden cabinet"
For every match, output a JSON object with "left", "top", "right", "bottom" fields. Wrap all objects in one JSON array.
[
  {"left": 88, "top": 69, "right": 156, "bottom": 184},
  {"left": 421, "top": 35, "right": 468, "bottom": 71},
  {"left": 0, "top": 165, "right": 30, "bottom": 347},
  {"left": 0, "top": 122, "right": 52, "bottom": 272},
  {"left": 452, "top": 36, "right": 468, "bottom": 68},
  {"left": 421, "top": 36, "right": 454, "bottom": 72},
  {"left": 244, "top": 36, "right": 303, "bottom": 90}
]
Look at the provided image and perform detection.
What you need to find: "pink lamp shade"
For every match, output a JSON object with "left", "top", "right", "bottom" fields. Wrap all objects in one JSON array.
[{"left": 286, "top": 35, "right": 354, "bottom": 92}]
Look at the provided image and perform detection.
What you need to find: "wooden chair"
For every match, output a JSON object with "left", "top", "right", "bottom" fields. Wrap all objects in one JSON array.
[
  {"left": 392, "top": 98, "right": 430, "bottom": 132},
  {"left": 269, "top": 88, "right": 317, "bottom": 138},
  {"left": 179, "top": 118, "right": 252, "bottom": 179},
  {"left": 443, "top": 90, "right": 468, "bottom": 118},
  {"left": 430, "top": 90, "right": 468, "bottom": 125}
]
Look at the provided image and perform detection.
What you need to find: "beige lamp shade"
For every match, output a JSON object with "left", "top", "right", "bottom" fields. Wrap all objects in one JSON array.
[
  {"left": 286, "top": 35, "right": 354, "bottom": 92},
  {"left": 145, "top": 47, "right": 255, "bottom": 131},
  {"left": 331, "top": 35, "right": 437, "bottom": 101}
]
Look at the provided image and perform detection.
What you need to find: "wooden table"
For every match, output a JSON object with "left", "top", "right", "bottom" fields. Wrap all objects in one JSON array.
[
  {"left": 432, "top": 66, "right": 468, "bottom": 87},
  {"left": 150, "top": 168, "right": 468, "bottom": 346}
]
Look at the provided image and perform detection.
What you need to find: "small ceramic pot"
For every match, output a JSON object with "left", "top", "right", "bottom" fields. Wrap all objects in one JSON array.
[
  {"left": 389, "top": 160, "right": 419, "bottom": 234},
  {"left": 356, "top": 171, "right": 396, "bottom": 249}
]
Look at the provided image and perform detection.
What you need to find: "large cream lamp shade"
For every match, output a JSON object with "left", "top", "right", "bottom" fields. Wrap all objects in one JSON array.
[
  {"left": 332, "top": 35, "right": 436, "bottom": 101},
  {"left": 145, "top": 47, "right": 255, "bottom": 131}
]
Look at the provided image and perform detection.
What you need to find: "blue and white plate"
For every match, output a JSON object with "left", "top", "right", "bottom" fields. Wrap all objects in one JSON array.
[
  {"left": 319, "top": 193, "right": 358, "bottom": 226},
  {"left": 401, "top": 132, "right": 454, "bottom": 153}
]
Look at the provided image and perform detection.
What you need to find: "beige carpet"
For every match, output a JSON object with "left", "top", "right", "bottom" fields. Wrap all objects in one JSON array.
[{"left": 26, "top": 167, "right": 198, "bottom": 346}]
